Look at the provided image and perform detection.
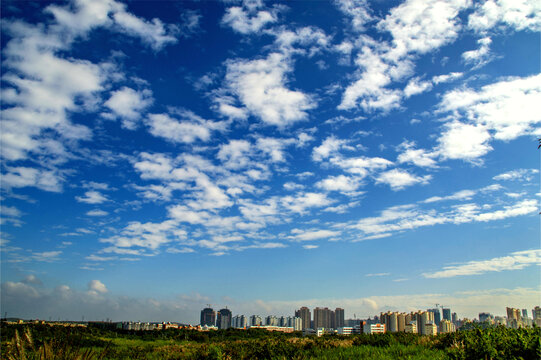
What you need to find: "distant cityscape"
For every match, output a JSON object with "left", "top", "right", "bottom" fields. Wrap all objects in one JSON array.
[
  {"left": 5, "top": 305, "right": 539, "bottom": 336},
  {"left": 193, "top": 305, "right": 541, "bottom": 336}
]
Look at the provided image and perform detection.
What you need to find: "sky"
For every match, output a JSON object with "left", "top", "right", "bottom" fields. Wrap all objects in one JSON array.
[{"left": 1, "top": 0, "right": 540, "bottom": 324}]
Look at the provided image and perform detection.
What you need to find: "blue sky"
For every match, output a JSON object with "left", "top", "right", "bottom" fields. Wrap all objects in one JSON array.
[{"left": 1, "top": 0, "right": 540, "bottom": 323}]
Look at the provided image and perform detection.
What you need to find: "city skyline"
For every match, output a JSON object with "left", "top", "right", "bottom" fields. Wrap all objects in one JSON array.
[{"left": 1, "top": 0, "right": 540, "bottom": 324}]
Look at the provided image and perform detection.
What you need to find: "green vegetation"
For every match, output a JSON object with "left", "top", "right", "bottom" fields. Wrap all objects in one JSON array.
[{"left": 1, "top": 322, "right": 539, "bottom": 359}]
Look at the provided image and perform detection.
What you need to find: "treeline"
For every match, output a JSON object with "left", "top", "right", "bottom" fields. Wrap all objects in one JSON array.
[{"left": 1, "top": 322, "right": 539, "bottom": 359}]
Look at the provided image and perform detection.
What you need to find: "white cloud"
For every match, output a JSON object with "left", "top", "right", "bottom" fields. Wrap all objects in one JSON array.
[
  {"left": 334, "top": 0, "right": 372, "bottom": 31},
  {"left": 166, "top": 247, "right": 195, "bottom": 254},
  {"left": 219, "top": 53, "right": 316, "bottom": 127},
  {"left": 397, "top": 141, "right": 438, "bottom": 168},
  {"left": 48, "top": 0, "right": 179, "bottom": 49},
  {"left": 88, "top": 279, "right": 108, "bottom": 293},
  {"left": 217, "top": 140, "right": 255, "bottom": 170},
  {"left": 423, "top": 249, "right": 541, "bottom": 278},
  {"left": 31, "top": 251, "right": 62, "bottom": 262},
  {"left": 376, "top": 169, "right": 431, "bottom": 190},
  {"left": 404, "top": 77, "right": 433, "bottom": 98},
  {"left": 338, "top": 0, "right": 470, "bottom": 111},
  {"left": 437, "top": 122, "right": 492, "bottom": 161},
  {"left": 112, "top": 8, "right": 178, "bottom": 50},
  {"left": 76, "top": 191, "right": 109, "bottom": 204},
  {"left": 280, "top": 192, "right": 333, "bottom": 214},
  {"left": 133, "top": 152, "right": 176, "bottom": 181},
  {"left": 45, "top": 0, "right": 117, "bottom": 35},
  {"left": 432, "top": 72, "right": 463, "bottom": 84},
  {"left": 475, "top": 199, "right": 537, "bottom": 222},
  {"left": 438, "top": 74, "right": 541, "bottom": 142},
  {"left": 493, "top": 168, "right": 539, "bottom": 182},
  {"left": 331, "top": 156, "right": 393, "bottom": 178},
  {"left": 270, "top": 26, "right": 331, "bottom": 57},
  {"left": 1, "top": 23, "right": 102, "bottom": 164},
  {"left": 255, "top": 137, "right": 295, "bottom": 163},
  {"left": 302, "top": 244, "right": 319, "bottom": 250},
  {"left": 316, "top": 175, "right": 361, "bottom": 192},
  {"left": 86, "top": 254, "right": 118, "bottom": 262},
  {"left": 290, "top": 229, "right": 341, "bottom": 241},
  {"left": 238, "top": 198, "right": 279, "bottom": 225},
  {"left": 146, "top": 111, "right": 225, "bottom": 144},
  {"left": 468, "top": 0, "right": 541, "bottom": 33},
  {"left": 104, "top": 87, "right": 153, "bottom": 129},
  {"left": 462, "top": 37, "right": 493, "bottom": 69},
  {"left": 351, "top": 198, "right": 537, "bottom": 238},
  {"left": 283, "top": 182, "right": 305, "bottom": 191},
  {"left": 2, "top": 167, "right": 63, "bottom": 192},
  {"left": 86, "top": 209, "right": 109, "bottom": 217},
  {"left": 22, "top": 275, "right": 42, "bottom": 285},
  {"left": 365, "top": 273, "right": 390, "bottom": 277},
  {"left": 222, "top": 0, "right": 281, "bottom": 35},
  {"left": 98, "top": 219, "right": 188, "bottom": 256},
  {"left": 338, "top": 43, "right": 403, "bottom": 111},
  {"left": 0, "top": 205, "right": 23, "bottom": 226},
  {"left": 312, "top": 137, "right": 349, "bottom": 162},
  {"left": 423, "top": 189, "right": 476, "bottom": 203},
  {"left": 0, "top": 0, "right": 177, "bottom": 193}
]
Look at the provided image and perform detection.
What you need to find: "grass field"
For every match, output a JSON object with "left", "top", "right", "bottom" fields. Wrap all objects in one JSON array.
[{"left": 1, "top": 322, "right": 539, "bottom": 359}]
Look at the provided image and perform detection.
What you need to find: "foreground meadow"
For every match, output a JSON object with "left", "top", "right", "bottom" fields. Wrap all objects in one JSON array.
[{"left": 1, "top": 322, "right": 539, "bottom": 359}]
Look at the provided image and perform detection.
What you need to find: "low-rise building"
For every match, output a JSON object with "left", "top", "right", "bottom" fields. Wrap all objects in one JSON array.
[
  {"left": 336, "top": 327, "right": 353, "bottom": 335},
  {"left": 363, "top": 323, "right": 385, "bottom": 334}
]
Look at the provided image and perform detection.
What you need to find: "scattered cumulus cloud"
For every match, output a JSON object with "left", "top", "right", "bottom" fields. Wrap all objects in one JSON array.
[
  {"left": 290, "top": 228, "right": 341, "bottom": 241},
  {"left": 423, "top": 249, "right": 541, "bottom": 278},
  {"left": 88, "top": 279, "right": 108, "bottom": 294},
  {"left": 375, "top": 169, "right": 432, "bottom": 191},
  {"left": 104, "top": 87, "right": 153, "bottom": 130},
  {"left": 222, "top": 0, "right": 282, "bottom": 35},
  {"left": 76, "top": 191, "right": 109, "bottom": 204},
  {"left": 493, "top": 169, "right": 539, "bottom": 182}
]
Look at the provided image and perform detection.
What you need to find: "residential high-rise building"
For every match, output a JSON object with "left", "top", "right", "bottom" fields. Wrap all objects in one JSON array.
[
  {"left": 335, "top": 308, "right": 345, "bottom": 329},
  {"left": 533, "top": 306, "right": 541, "bottom": 327},
  {"left": 200, "top": 307, "right": 215, "bottom": 326},
  {"left": 397, "top": 313, "right": 406, "bottom": 332},
  {"left": 428, "top": 308, "right": 441, "bottom": 326},
  {"left": 313, "top": 307, "right": 326, "bottom": 329},
  {"left": 442, "top": 308, "right": 451, "bottom": 321},
  {"left": 533, "top": 306, "right": 541, "bottom": 319},
  {"left": 265, "top": 315, "right": 278, "bottom": 326},
  {"left": 405, "top": 321, "right": 417, "bottom": 333},
  {"left": 522, "top": 309, "right": 528, "bottom": 319},
  {"left": 216, "top": 308, "right": 232, "bottom": 329},
  {"left": 439, "top": 319, "right": 455, "bottom": 333},
  {"left": 232, "top": 315, "right": 247, "bottom": 328},
  {"left": 451, "top": 312, "right": 458, "bottom": 324},
  {"left": 295, "top": 307, "right": 311, "bottom": 330},
  {"left": 314, "top": 307, "right": 334, "bottom": 329},
  {"left": 424, "top": 323, "right": 438, "bottom": 336},
  {"left": 381, "top": 311, "right": 398, "bottom": 332},
  {"left": 292, "top": 317, "right": 302, "bottom": 331},
  {"left": 506, "top": 307, "right": 520, "bottom": 321},
  {"left": 413, "top": 311, "right": 434, "bottom": 335},
  {"left": 479, "top": 313, "right": 493, "bottom": 323},
  {"left": 249, "top": 315, "right": 262, "bottom": 327}
]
